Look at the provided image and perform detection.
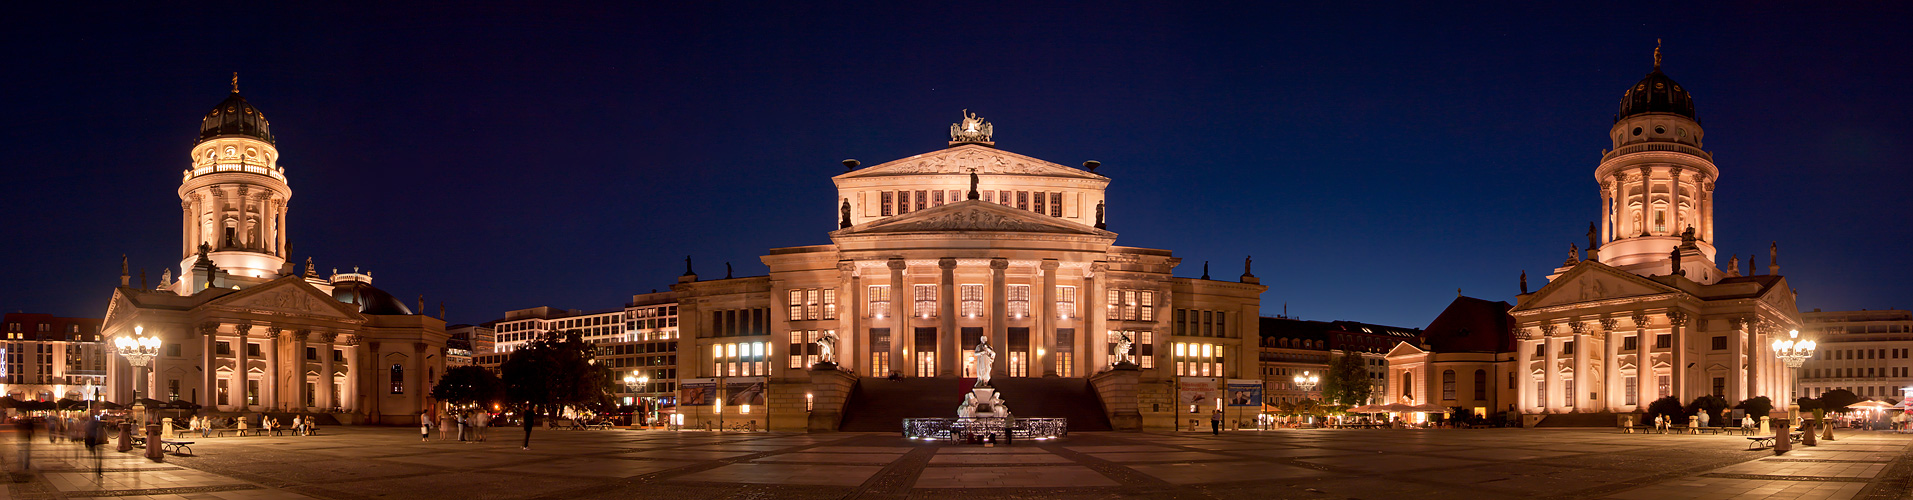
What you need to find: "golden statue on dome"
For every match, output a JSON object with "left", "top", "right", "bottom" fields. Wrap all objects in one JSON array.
[{"left": 949, "top": 109, "right": 994, "bottom": 145}]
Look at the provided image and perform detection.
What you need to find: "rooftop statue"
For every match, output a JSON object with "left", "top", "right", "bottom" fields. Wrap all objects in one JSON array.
[{"left": 950, "top": 109, "right": 993, "bottom": 143}]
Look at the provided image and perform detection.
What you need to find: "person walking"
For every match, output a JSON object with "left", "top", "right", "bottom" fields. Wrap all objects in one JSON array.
[
  {"left": 456, "top": 411, "right": 468, "bottom": 442},
  {"left": 420, "top": 411, "right": 432, "bottom": 442},
  {"left": 1210, "top": 409, "right": 1222, "bottom": 435},
  {"left": 522, "top": 409, "right": 537, "bottom": 450},
  {"left": 472, "top": 410, "right": 490, "bottom": 442}
]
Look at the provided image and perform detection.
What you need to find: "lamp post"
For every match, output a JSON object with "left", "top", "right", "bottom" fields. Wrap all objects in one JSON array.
[
  {"left": 1294, "top": 370, "right": 1320, "bottom": 427},
  {"left": 113, "top": 326, "right": 162, "bottom": 402},
  {"left": 637, "top": 375, "right": 651, "bottom": 429},
  {"left": 1772, "top": 328, "right": 1816, "bottom": 453}
]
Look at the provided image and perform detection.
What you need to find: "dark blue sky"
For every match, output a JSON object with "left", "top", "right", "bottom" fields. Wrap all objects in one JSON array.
[{"left": 4, "top": 3, "right": 1909, "bottom": 329}]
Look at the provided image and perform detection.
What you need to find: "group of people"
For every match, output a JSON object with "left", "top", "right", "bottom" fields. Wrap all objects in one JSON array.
[
  {"left": 41, "top": 413, "right": 106, "bottom": 444},
  {"left": 421, "top": 409, "right": 492, "bottom": 442},
  {"left": 182, "top": 414, "right": 318, "bottom": 436}
]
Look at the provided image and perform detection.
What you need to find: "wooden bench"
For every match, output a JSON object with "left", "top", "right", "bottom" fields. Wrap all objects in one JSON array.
[
  {"left": 1625, "top": 425, "right": 1657, "bottom": 434},
  {"left": 550, "top": 419, "right": 584, "bottom": 430},
  {"left": 1747, "top": 436, "right": 1776, "bottom": 449},
  {"left": 581, "top": 422, "right": 611, "bottom": 430},
  {"left": 1692, "top": 426, "right": 1723, "bottom": 435},
  {"left": 160, "top": 440, "right": 193, "bottom": 455}
]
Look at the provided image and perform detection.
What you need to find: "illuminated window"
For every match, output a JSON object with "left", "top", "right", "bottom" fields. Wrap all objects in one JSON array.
[
  {"left": 960, "top": 285, "right": 984, "bottom": 317},
  {"left": 1007, "top": 285, "right": 1031, "bottom": 318},
  {"left": 914, "top": 284, "right": 938, "bottom": 318},
  {"left": 389, "top": 364, "right": 404, "bottom": 394},
  {"left": 868, "top": 285, "right": 890, "bottom": 317},
  {"left": 822, "top": 289, "right": 836, "bottom": 320},
  {"left": 1057, "top": 286, "right": 1076, "bottom": 318}
]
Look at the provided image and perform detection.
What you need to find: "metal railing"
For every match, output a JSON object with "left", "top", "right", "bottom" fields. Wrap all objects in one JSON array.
[{"left": 902, "top": 417, "right": 1068, "bottom": 441}]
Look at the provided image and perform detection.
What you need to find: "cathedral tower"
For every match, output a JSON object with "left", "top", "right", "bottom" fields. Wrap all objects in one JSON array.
[
  {"left": 1593, "top": 44, "right": 1721, "bottom": 283},
  {"left": 178, "top": 78, "right": 292, "bottom": 283}
]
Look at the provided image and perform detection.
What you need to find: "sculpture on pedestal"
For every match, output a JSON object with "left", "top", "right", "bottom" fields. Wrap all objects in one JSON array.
[
  {"left": 814, "top": 330, "right": 838, "bottom": 366},
  {"left": 973, "top": 337, "right": 997, "bottom": 387},
  {"left": 1111, "top": 331, "right": 1135, "bottom": 367}
]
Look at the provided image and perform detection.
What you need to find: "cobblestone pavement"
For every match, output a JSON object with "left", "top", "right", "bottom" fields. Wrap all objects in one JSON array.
[{"left": 1, "top": 427, "right": 1907, "bottom": 499}]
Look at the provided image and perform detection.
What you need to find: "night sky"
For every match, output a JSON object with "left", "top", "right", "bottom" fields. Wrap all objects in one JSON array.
[{"left": 5, "top": 3, "right": 1910, "bottom": 329}]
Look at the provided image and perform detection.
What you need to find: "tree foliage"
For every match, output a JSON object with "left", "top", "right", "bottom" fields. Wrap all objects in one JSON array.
[
  {"left": 502, "top": 329, "right": 614, "bottom": 416},
  {"left": 1645, "top": 396, "right": 1687, "bottom": 424},
  {"left": 1685, "top": 395, "right": 1729, "bottom": 426},
  {"left": 1734, "top": 396, "right": 1775, "bottom": 420},
  {"left": 431, "top": 365, "right": 505, "bottom": 408},
  {"left": 1319, "top": 351, "right": 1373, "bottom": 407},
  {"left": 1816, "top": 389, "right": 1861, "bottom": 414}
]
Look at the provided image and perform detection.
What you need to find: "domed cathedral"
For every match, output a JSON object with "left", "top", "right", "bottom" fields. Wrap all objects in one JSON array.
[
  {"left": 1503, "top": 45, "right": 1803, "bottom": 423},
  {"left": 101, "top": 79, "right": 448, "bottom": 425},
  {"left": 670, "top": 111, "right": 1266, "bottom": 432}
]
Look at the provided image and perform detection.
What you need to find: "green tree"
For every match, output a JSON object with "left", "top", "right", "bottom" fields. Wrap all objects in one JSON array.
[
  {"left": 1685, "top": 395, "right": 1729, "bottom": 427},
  {"left": 1319, "top": 351, "right": 1373, "bottom": 407},
  {"left": 1814, "top": 389, "right": 1861, "bottom": 441},
  {"left": 502, "top": 329, "right": 614, "bottom": 448},
  {"left": 431, "top": 365, "right": 505, "bottom": 409},
  {"left": 1734, "top": 396, "right": 1774, "bottom": 423},
  {"left": 1645, "top": 396, "right": 1687, "bottom": 425}
]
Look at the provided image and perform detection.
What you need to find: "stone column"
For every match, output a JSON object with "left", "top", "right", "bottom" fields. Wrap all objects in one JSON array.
[
  {"left": 1670, "top": 167, "right": 1683, "bottom": 233},
  {"left": 264, "top": 326, "right": 281, "bottom": 409},
  {"left": 1086, "top": 262, "right": 1106, "bottom": 371},
  {"left": 989, "top": 258, "right": 1009, "bottom": 380},
  {"left": 293, "top": 329, "right": 311, "bottom": 410},
  {"left": 237, "top": 186, "right": 252, "bottom": 248},
  {"left": 1601, "top": 318, "right": 1620, "bottom": 411},
  {"left": 1730, "top": 318, "right": 1747, "bottom": 402},
  {"left": 938, "top": 258, "right": 958, "bottom": 376},
  {"left": 344, "top": 336, "right": 360, "bottom": 413},
  {"left": 1633, "top": 312, "right": 1651, "bottom": 407},
  {"left": 235, "top": 322, "right": 252, "bottom": 409},
  {"left": 1572, "top": 324, "right": 1591, "bottom": 412},
  {"left": 1669, "top": 311, "right": 1688, "bottom": 403},
  {"left": 182, "top": 199, "right": 194, "bottom": 258},
  {"left": 320, "top": 332, "right": 337, "bottom": 410},
  {"left": 200, "top": 323, "right": 218, "bottom": 406},
  {"left": 837, "top": 261, "right": 860, "bottom": 374},
  {"left": 148, "top": 329, "right": 165, "bottom": 399},
  {"left": 886, "top": 259, "right": 906, "bottom": 375},
  {"left": 1638, "top": 166, "right": 1653, "bottom": 235},
  {"left": 276, "top": 200, "right": 289, "bottom": 257},
  {"left": 413, "top": 343, "right": 428, "bottom": 415},
  {"left": 1040, "top": 259, "right": 1059, "bottom": 377},
  {"left": 1754, "top": 323, "right": 1773, "bottom": 399},
  {"left": 365, "top": 340, "right": 380, "bottom": 421},
  {"left": 1544, "top": 331, "right": 1561, "bottom": 411},
  {"left": 1515, "top": 337, "right": 1534, "bottom": 413}
]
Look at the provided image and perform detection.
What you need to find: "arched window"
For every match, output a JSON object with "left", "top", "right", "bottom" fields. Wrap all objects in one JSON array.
[
  {"left": 1473, "top": 369, "right": 1488, "bottom": 401},
  {"left": 1441, "top": 370, "right": 1456, "bottom": 401},
  {"left": 389, "top": 364, "right": 404, "bottom": 394},
  {"left": 1402, "top": 372, "right": 1413, "bottom": 398}
]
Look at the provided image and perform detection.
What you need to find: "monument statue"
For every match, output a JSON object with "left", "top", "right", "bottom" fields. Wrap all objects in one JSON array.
[
  {"left": 839, "top": 198, "right": 851, "bottom": 229},
  {"left": 814, "top": 330, "right": 838, "bottom": 365},
  {"left": 1520, "top": 270, "right": 1528, "bottom": 294},
  {"left": 973, "top": 337, "right": 997, "bottom": 387},
  {"left": 1587, "top": 221, "right": 1599, "bottom": 251},
  {"left": 1243, "top": 255, "right": 1253, "bottom": 277},
  {"left": 1670, "top": 245, "right": 1683, "bottom": 276},
  {"left": 1112, "top": 331, "right": 1135, "bottom": 366},
  {"left": 967, "top": 171, "right": 980, "bottom": 200},
  {"left": 1094, "top": 200, "right": 1106, "bottom": 229}
]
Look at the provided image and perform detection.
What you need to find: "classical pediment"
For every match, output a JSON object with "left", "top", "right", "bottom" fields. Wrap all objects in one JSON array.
[
  {"left": 1515, "top": 261, "right": 1680, "bottom": 312},
  {"left": 834, "top": 200, "right": 1114, "bottom": 237},
  {"left": 836, "top": 144, "right": 1107, "bottom": 181},
  {"left": 1757, "top": 278, "right": 1799, "bottom": 315},
  {"left": 204, "top": 277, "right": 362, "bottom": 321},
  {"left": 1384, "top": 341, "right": 1426, "bottom": 358}
]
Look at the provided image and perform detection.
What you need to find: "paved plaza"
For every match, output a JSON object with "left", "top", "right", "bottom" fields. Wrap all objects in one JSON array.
[{"left": 0, "top": 426, "right": 1908, "bottom": 499}]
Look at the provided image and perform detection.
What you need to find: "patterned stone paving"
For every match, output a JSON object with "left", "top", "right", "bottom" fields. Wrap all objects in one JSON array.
[{"left": 0, "top": 426, "right": 1906, "bottom": 499}]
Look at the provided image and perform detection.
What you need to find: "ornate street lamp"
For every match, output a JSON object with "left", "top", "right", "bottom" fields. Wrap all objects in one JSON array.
[
  {"left": 1772, "top": 328, "right": 1816, "bottom": 452},
  {"left": 113, "top": 326, "right": 162, "bottom": 401},
  {"left": 1293, "top": 370, "right": 1320, "bottom": 397}
]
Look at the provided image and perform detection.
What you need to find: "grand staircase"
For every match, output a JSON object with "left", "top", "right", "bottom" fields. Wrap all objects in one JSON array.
[{"left": 838, "top": 377, "right": 1113, "bottom": 432}]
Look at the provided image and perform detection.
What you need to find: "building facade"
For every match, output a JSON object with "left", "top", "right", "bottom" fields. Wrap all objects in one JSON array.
[
  {"left": 1387, "top": 296, "right": 1519, "bottom": 419},
  {"left": 1258, "top": 317, "right": 1418, "bottom": 405},
  {"left": 100, "top": 87, "right": 448, "bottom": 424},
  {"left": 1501, "top": 50, "right": 1801, "bottom": 416},
  {"left": 1797, "top": 309, "right": 1913, "bottom": 401},
  {"left": 659, "top": 113, "right": 1265, "bottom": 431},
  {"left": 0, "top": 313, "right": 108, "bottom": 401}
]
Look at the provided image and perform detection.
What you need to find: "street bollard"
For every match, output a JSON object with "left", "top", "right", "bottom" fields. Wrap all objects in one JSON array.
[
  {"left": 117, "top": 423, "right": 132, "bottom": 453},
  {"left": 1773, "top": 424, "right": 1791, "bottom": 454},
  {"left": 145, "top": 424, "right": 163, "bottom": 461}
]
